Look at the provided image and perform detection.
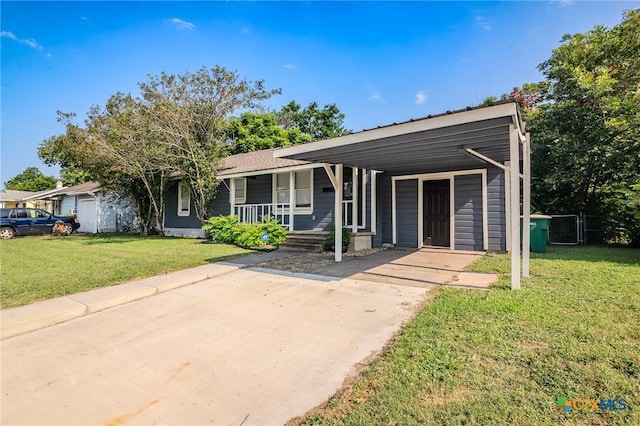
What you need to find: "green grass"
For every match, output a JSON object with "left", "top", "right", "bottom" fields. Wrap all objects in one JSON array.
[
  {"left": 297, "top": 246, "right": 640, "bottom": 425},
  {"left": 0, "top": 234, "right": 251, "bottom": 309}
]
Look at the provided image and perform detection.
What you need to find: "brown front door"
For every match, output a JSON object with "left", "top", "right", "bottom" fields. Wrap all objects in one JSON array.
[{"left": 423, "top": 179, "right": 450, "bottom": 247}]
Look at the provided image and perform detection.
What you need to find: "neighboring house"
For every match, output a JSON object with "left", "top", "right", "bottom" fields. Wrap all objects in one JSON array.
[
  {"left": 30, "top": 182, "right": 137, "bottom": 233},
  {"left": 0, "top": 189, "right": 54, "bottom": 210},
  {"left": 164, "top": 101, "right": 532, "bottom": 289}
]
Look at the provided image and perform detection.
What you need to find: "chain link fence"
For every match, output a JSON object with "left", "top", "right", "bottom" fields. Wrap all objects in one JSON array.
[{"left": 548, "top": 213, "right": 606, "bottom": 245}]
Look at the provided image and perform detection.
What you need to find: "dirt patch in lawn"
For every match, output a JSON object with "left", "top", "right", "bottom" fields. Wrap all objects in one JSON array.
[{"left": 256, "top": 248, "right": 387, "bottom": 275}]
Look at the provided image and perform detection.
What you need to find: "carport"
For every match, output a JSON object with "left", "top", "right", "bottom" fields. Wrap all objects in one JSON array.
[{"left": 275, "top": 101, "right": 531, "bottom": 290}]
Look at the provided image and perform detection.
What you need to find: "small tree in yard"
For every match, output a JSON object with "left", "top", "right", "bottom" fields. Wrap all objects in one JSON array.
[{"left": 40, "top": 66, "right": 280, "bottom": 233}]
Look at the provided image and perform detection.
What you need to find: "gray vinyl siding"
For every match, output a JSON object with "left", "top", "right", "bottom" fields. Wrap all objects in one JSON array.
[
  {"left": 211, "top": 183, "right": 230, "bottom": 216},
  {"left": 294, "top": 168, "right": 334, "bottom": 231},
  {"left": 376, "top": 173, "right": 392, "bottom": 247},
  {"left": 454, "top": 175, "right": 483, "bottom": 250},
  {"left": 487, "top": 168, "right": 506, "bottom": 251},
  {"left": 164, "top": 180, "right": 201, "bottom": 228},
  {"left": 396, "top": 179, "right": 418, "bottom": 248},
  {"left": 245, "top": 175, "right": 271, "bottom": 204}
]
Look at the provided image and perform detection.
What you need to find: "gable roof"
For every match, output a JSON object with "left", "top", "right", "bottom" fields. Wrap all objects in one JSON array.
[
  {"left": 0, "top": 189, "right": 41, "bottom": 202},
  {"left": 218, "top": 148, "right": 311, "bottom": 177}
]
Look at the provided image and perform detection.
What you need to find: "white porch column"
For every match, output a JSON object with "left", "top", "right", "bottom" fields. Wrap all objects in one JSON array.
[
  {"left": 509, "top": 125, "right": 521, "bottom": 290},
  {"left": 288, "top": 171, "right": 295, "bottom": 231},
  {"left": 229, "top": 178, "right": 235, "bottom": 215},
  {"left": 522, "top": 132, "right": 531, "bottom": 278},
  {"left": 371, "top": 171, "right": 377, "bottom": 235},
  {"left": 335, "top": 164, "right": 343, "bottom": 262},
  {"left": 352, "top": 167, "right": 358, "bottom": 234}
]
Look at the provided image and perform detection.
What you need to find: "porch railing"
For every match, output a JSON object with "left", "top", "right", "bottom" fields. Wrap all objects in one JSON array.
[{"left": 233, "top": 203, "right": 290, "bottom": 229}]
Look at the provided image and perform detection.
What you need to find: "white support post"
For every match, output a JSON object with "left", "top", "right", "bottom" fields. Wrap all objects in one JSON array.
[
  {"left": 229, "top": 178, "right": 235, "bottom": 215},
  {"left": 392, "top": 178, "right": 397, "bottom": 245},
  {"left": 504, "top": 161, "right": 511, "bottom": 252},
  {"left": 482, "top": 170, "right": 489, "bottom": 251},
  {"left": 289, "top": 171, "right": 295, "bottom": 232},
  {"left": 371, "top": 171, "right": 377, "bottom": 235},
  {"left": 449, "top": 177, "right": 455, "bottom": 250},
  {"left": 417, "top": 178, "right": 423, "bottom": 248},
  {"left": 352, "top": 167, "right": 358, "bottom": 234},
  {"left": 509, "top": 125, "right": 521, "bottom": 290},
  {"left": 522, "top": 132, "right": 531, "bottom": 278},
  {"left": 335, "top": 164, "right": 343, "bottom": 262}
]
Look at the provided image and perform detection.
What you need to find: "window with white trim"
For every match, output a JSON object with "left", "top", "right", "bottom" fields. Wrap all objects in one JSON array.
[
  {"left": 273, "top": 170, "right": 313, "bottom": 212},
  {"left": 233, "top": 178, "right": 246, "bottom": 204},
  {"left": 177, "top": 180, "right": 190, "bottom": 216}
]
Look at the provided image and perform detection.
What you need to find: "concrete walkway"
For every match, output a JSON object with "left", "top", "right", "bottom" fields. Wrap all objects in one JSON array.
[{"left": 1, "top": 260, "right": 428, "bottom": 425}]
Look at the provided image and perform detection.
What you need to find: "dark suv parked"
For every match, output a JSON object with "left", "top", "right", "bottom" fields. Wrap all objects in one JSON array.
[{"left": 0, "top": 208, "right": 80, "bottom": 239}]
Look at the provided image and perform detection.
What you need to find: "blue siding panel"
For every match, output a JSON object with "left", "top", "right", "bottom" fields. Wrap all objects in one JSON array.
[
  {"left": 164, "top": 180, "right": 201, "bottom": 228},
  {"left": 487, "top": 168, "right": 506, "bottom": 251},
  {"left": 396, "top": 179, "right": 418, "bottom": 248},
  {"left": 454, "top": 175, "right": 483, "bottom": 250}
]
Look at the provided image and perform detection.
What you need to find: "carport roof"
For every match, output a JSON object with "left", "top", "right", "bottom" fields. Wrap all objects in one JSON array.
[{"left": 274, "top": 100, "right": 526, "bottom": 174}]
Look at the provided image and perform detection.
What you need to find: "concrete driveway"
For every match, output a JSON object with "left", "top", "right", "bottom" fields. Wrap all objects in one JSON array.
[{"left": 1, "top": 267, "right": 427, "bottom": 425}]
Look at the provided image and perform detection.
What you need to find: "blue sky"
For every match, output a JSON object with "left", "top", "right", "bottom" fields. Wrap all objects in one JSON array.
[{"left": 1, "top": 1, "right": 637, "bottom": 186}]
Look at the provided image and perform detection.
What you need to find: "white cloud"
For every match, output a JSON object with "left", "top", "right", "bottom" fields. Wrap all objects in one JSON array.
[
  {"left": 241, "top": 26, "right": 250, "bottom": 34},
  {"left": 80, "top": 16, "right": 88, "bottom": 21},
  {"left": 475, "top": 16, "right": 491, "bottom": 31},
  {"left": 415, "top": 91, "right": 427, "bottom": 105},
  {"left": 166, "top": 18, "right": 195, "bottom": 31},
  {"left": 284, "top": 64, "right": 297, "bottom": 70},
  {"left": 369, "top": 91, "right": 383, "bottom": 102},
  {"left": 1, "top": 30, "right": 44, "bottom": 50},
  {"left": 528, "top": 25, "right": 543, "bottom": 34},
  {"left": 556, "top": 0, "right": 574, "bottom": 7}
]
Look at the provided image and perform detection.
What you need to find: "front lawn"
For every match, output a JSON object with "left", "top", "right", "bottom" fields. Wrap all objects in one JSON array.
[
  {"left": 0, "top": 234, "right": 250, "bottom": 309},
  {"left": 296, "top": 246, "right": 640, "bottom": 425}
]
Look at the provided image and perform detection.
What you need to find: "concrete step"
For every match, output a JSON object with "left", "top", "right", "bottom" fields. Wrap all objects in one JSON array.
[{"left": 281, "top": 232, "right": 328, "bottom": 252}]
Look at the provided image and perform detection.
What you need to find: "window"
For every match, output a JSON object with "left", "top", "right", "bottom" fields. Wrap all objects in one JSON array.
[
  {"left": 273, "top": 169, "right": 313, "bottom": 212},
  {"left": 295, "top": 170, "right": 312, "bottom": 208},
  {"left": 177, "top": 180, "right": 190, "bottom": 216},
  {"left": 233, "top": 178, "right": 246, "bottom": 204}
]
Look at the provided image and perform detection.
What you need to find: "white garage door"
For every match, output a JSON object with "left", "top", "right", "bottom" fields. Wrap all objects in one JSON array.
[{"left": 77, "top": 199, "right": 97, "bottom": 233}]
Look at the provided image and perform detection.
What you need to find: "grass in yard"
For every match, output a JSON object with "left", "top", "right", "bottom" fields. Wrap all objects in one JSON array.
[
  {"left": 294, "top": 246, "right": 640, "bottom": 425},
  {"left": 0, "top": 234, "right": 250, "bottom": 309}
]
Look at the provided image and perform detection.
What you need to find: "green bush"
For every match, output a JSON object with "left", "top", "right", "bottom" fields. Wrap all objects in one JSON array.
[
  {"left": 202, "top": 215, "right": 288, "bottom": 248},
  {"left": 323, "top": 223, "right": 351, "bottom": 251}
]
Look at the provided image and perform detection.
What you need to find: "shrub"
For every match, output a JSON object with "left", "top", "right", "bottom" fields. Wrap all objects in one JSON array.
[
  {"left": 323, "top": 223, "right": 351, "bottom": 251},
  {"left": 202, "top": 215, "right": 288, "bottom": 248},
  {"left": 202, "top": 215, "right": 242, "bottom": 244}
]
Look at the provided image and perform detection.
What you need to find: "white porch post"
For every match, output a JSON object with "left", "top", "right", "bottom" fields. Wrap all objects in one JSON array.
[
  {"left": 288, "top": 171, "right": 295, "bottom": 231},
  {"left": 522, "top": 132, "right": 531, "bottom": 278},
  {"left": 509, "top": 125, "right": 521, "bottom": 290},
  {"left": 229, "top": 178, "right": 235, "bottom": 215},
  {"left": 335, "top": 164, "right": 343, "bottom": 262},
  {"left": 352, "top": 167, "right": 358, "bottom": 234},
  {"left": 371, "top": 171, "right": 377, "bottom": 235}
]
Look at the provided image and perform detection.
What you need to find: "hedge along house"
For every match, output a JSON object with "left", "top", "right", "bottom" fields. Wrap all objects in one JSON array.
[
  {"left": 164, "top": 101, "right": 531, "bottom": 290},
  {"left": 275, "top": 100, "right": 532, "bottom": 290}
]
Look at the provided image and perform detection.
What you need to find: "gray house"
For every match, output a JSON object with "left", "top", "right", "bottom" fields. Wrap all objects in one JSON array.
[
  {"left": 164, "top": 101, "right": 532, "bottom": 289},
  {"left": 31, "top": 182, "right": 137, "bottom": 233}
]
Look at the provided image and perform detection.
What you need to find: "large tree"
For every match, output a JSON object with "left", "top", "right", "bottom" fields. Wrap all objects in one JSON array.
[
  {"left": 276, "top": 101, "right": 349, "bottom": 141},
  {"left": 225, "top": 112, "right": 311, "bottom": 154},
  {"left": 3, "top": 167, "right": 57, "bottom": 192},
  {"left": 42, "top": 66, "right": 280, "bottom": 233},
  {"left": 38, "top": 136, "right": 94, "bottom": 186},
  {"left": 524, "top": 9, "right": 640, "bottom": 245}
]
